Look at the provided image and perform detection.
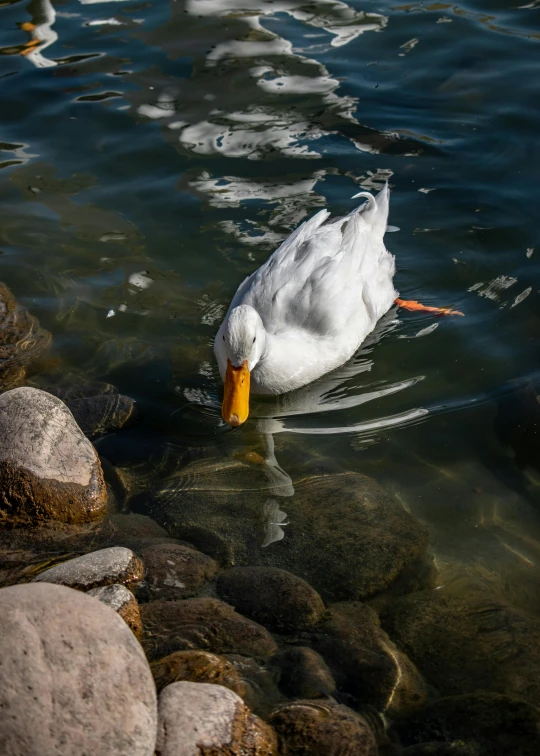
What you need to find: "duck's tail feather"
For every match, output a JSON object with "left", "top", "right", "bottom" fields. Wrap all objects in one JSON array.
[{"left": 351, "top": 182, "right": 390, "bottom": 237}]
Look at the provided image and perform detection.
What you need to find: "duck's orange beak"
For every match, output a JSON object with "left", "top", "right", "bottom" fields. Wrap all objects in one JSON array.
[{"left": 222, "top": 359, "right": 250, "bottom": 426}]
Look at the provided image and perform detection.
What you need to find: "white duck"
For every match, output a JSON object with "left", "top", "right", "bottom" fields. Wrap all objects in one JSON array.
[{"left": 215, "top": 184, "right": 461, "bottom": 426}]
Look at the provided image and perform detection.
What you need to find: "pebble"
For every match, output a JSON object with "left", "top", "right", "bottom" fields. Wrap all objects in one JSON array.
[
  {"left": 151, "top": 650, "right": 247, "bottom": 697},
  {"left": 88, "top": 583, "right": 143, "bottom": 639},
  {"left": 217, "top": 566, "right": 326, "bottom": 632},
  {"left": 0, "top": 582, "right": 157, "bottom": 755},
  {"left": 34, "top": 546, "right": 144, "bottom": 591},
  {"left": 270, "top": 647, "right": 336, "bottom": 700},
  {"left": 156, "top": 681, "right": 277, "bottom": 755},
  {"left": 0, "top": 387, "right": 108, "bottom": 527}
]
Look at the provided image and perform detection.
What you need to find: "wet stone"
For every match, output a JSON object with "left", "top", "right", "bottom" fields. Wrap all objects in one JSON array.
[
  {"left": 42, "top": 380, "right": 119, "bottom": 402},
  {"left": 156, "top": 681, "right": 277, "bottom": 756},
  {"left": 65, "top": 393, "right": 136, "bottom": 440},
  {"left": 140, "top": 597, "right": 278, "bottom": 662},
  {"left": 141, "top": 457, "right": 428, "bottom": 602},
  {"left": 151, "top": 650, "right": 247, "bottom": 697},
  {"left": 0, "top": 282, "right": 51, "bottom": 390},
  {"left": 381, "top": 591, "right": 540, "bottom": 706},
  {"left": 225, "top": 654, "right": 284, "bottom": 719},
  {"left": 0, "top": 387, "right": 108, "bottom": 527},
  {"left": 399, "top": 693, "right": 540, "bottom": 756},
  {"left": 270, "top": 647, "right": 336, "bottom": 700},
  {"left": 269, "top": 700, "right": 377, "bottom": 756},
  {"left": 88, "top": 583, "right": 143, "bottom": 639},
  {"left": 33, "top": 546, "right": 144, "bottom": 591},
  {"left": 137, "top": 542, "right": 218, "bottom": 601},
  {"left": 217, "top": 566, "right": 325, "bottom": 632},
  {"left": 0, "top": 582, "right": 157, "bottom": 755},
  {"left": 309, "top": 601, "right": 428, "bottom": 719}
]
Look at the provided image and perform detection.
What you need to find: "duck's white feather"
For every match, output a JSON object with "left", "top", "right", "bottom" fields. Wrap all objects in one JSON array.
[{"left": 215, "top": 183, "right": 397, "bottom": 395}]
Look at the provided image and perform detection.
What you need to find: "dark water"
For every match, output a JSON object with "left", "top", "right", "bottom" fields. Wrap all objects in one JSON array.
[{"left": 1, "top": 0, "right": 540, "bottom": 740}]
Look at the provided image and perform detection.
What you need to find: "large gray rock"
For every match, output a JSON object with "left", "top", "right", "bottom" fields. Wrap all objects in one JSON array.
[
  {"left": 155, "top": 682, "right": 277, "bottom": 755},
  {"left": 0, "top": 387, "right": 107, "bottom": 527},
  {"left": 0, "top": 582, "right": 157, "bottom": 755},
  {"left": 141, "top": 457, "right": 428, "bottom": 601},
  {"left": 34, "top": 546, "right": 144, "bottom": 591}
]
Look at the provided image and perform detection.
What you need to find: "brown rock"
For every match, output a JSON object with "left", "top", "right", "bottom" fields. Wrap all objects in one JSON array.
[
  {"left": 66, "top": 394, "right": 136, "bottom": 440},
  {"left": 270, "top": 647, "right": 336, "bottom": 700},
  {"left": 151, "top": 650, "right": 247, "bottom": 697},
  {"left": 400, "top": 693, "right": 540, "bottom": 756},
  {"left": 311, "top": 601, "right": 428, "bottom": 718},
  {"left": 88, "top": 584, "right": 143, "bottom": 639},
  {"left": 143, "top": 458, "right": 428, "bottom": 601},
  {"left": 269, "top": 700, "right": 377, "bottom": 755},
  {"left": 0, "top": 387, "right": 107, "bottom": 527},
  {"left": 217, "top": 566, "right": 325, "bottom": 632},
  {"left": 141, "top": 597, "right": 278, "bottom": 662},
  {"left": 156, "top": 681, "right": 277, "bottom": 755},
  {"left": 381, "top": 591, "right": 540, "bottom": 705},
  {"left": 34, "top": 546, "right": 144, "bottom": 591},
  {"left": 138, "top": 543, "right": 217, "bottom": 600}
]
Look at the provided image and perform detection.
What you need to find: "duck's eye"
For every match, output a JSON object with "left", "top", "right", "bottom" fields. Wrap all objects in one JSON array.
[
  {"left": 222, "top": 335, "right": 225, "bottom": 341},
  {"left": 253, "top": 336, "right": 256, "bottom": 344}
]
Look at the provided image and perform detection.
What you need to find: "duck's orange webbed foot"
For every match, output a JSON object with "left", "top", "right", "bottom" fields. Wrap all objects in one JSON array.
[{"left": 395, "top": 298, "right": 464, "bottom": 317}]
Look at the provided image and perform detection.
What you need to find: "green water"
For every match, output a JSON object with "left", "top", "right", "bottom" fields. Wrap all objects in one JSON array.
[{"left": 1, "top": 0, "right": 540, "bottom": 739}]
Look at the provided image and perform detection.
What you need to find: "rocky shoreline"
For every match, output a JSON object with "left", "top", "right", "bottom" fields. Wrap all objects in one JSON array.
[{"left": 0, "top": 284, "right": 539, "bottom": 755}]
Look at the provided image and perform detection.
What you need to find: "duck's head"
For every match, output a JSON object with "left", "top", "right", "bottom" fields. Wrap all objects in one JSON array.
[{"left": 218, "top": 305, "right": 266, "bottom": 426}]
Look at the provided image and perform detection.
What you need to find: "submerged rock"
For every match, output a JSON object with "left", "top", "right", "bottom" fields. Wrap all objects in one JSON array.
[
  {"left": 138, "top": 542, "right": 217, "bottom": 601},
  {"left": 310, "top": 601, "right": 428, "bottom": 719},
  {"left": 0, "top": 282, "right": 51, "bottom": 390},
  {"left": 156, "top": 681, "right": 277, "bottom": 755},
  {"left": 151, "top": 650, "right": 247, "bottom": 697},
  {"left": 0, "top": 582, "right": 156, "bottom": 755},
  {"left": 88, "top": 583, "right": 143, "bottom": 639},
  {"left": 269, "top": 700, "right": 377, "bottom": 756},
  {"left": 141, "top": 457, "right": 428, "bottom": 602},
  {"left": 34, "top": 546, "right": 144, "bottom": 591},
  {"left": 141, "top": 597, "right": 278, "bottom": 662},
  {"left": 270, "top": 647, "right": 336, "bottom": 700},
  {"left": 217, "top": 566, "right": 326, "bottom": 632},
  {"left": 400, "top": 693, "right": 540, "bottom": 756},
  {"left": 381, "top": 591, "right": 540, "bottom": 706},
  {"left": 0, "top": 387, "right": 108, "bottom": 527},
  {"left": 66, "top": 394, "right": 136, "bottom": 440}
]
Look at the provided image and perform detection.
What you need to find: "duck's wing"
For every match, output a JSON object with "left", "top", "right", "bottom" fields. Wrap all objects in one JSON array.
[{"left": 237, "top": 184, "right": 395, "bottom": 337}]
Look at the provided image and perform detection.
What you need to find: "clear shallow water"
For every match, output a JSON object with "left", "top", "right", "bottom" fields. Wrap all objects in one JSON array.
[{"left": 2, "top": 0, "right": 540, "bottom": 716}]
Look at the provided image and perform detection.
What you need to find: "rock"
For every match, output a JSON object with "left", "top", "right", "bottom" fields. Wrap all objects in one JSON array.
[
  {"left": 0, "top": 282, "right": 51, "bottom": 390},
  {"left": 43, "top": 381, "right": 119, "bottom": 402},
  {"left": 138, "top": 543, "right": 217, "bottom": 601},
  {"left": 270, "top": 647, "right": 336, "bottom": 700},
  {"left": 399, "top": 693, "right": 540, "bottom": 756},
  {"left": 141, "top": 597, "right": 278, "bottom": 662},
  {"left": 156, "top": 681, "right": 277, "bottom": 755},
  {"left": 309, "top": 601, "right": 428, "bottom": 718},
  {"left": 140, "top": 457, "right": 428, "bottom": 602},
  {"left": 0, "top": 387, "right": 108, "bottom": 527},
  {"left": 0, "top": 582, "right": 156, "bottom": 755},
  {"left": 151, "top": 650, "right": 247, "bottom": 697},
  {"left": 34, "top": 546, "right": 144, "bottom": 591},
  {"left": 381, "top": 591, "right": 540, "bottom": 705},
  {"left": 88, "top": 584, "right": 143, "bottom": 639},
  {"left": 225, "top": 654, "right": 283, "bottom": 719},
  {"left": 269, "top": 700, "right": 377, "bottom": 755},
  {"left": 217, "top": 566, "right": 325, "bottom": 633},
  {"left": 65, "top": 394, "right": 136, "bottom": 439}
]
